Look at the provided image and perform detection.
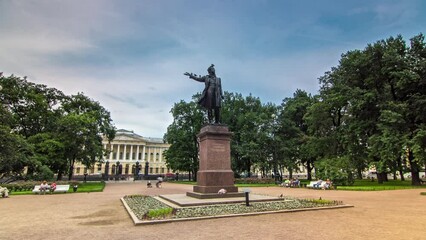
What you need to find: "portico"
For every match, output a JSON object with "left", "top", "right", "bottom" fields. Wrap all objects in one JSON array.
[{"left": 72, "top": 129, "right": 171, "bottom": 177}]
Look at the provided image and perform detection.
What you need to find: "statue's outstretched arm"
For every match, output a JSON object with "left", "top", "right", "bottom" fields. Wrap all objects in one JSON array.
[{"left": 184, "top": 72, "right": 203, "bottom": 82}]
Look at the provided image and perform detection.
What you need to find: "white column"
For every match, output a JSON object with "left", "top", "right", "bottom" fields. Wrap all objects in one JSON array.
[
  {"left": 130, "top": 145, "right": 133, "bottom": 160},
  {"left": 136, "top": 145, "right": 140, "bottom": 161},
  {"left": 123, "top": 144, "right": 127, "bottom": 160},
  {"left": 116, "top": 144, "right": 120, "bottom": 160},
  {"left": 142, "top": 146, "right": 146, "bottom": 161},
  {"left": 147, "top": 147, "right": 151, "bottom": 162}
]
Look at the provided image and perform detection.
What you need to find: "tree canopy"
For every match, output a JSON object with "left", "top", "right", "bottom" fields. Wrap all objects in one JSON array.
[
  {"left": 0, "top": 75, "right": 116, "bottom": 181},
  {"left": 164, "top": 33, "right": 426, "bottom": 185}
]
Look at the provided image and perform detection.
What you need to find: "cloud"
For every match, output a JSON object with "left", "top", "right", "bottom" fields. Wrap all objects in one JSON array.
[{"left": 1, "top": 0, "right": 424, "bottom": 137}]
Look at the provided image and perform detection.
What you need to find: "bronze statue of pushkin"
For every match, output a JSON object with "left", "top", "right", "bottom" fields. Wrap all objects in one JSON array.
[{"left": 184, "top": 64, "right": 223, "bottom": 124}]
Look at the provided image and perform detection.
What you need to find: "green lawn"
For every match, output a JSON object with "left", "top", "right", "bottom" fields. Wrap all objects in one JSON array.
[
  {"left": 74, "top": 182, "right": 105, "bottom": 193},
  {"left": 335, "top": 179, "right": 426, "bottom": 191},
  {"left": 9, "top": 182, "right": 105, "bottom": 195},
  {"left": 168, "top": 181, "right": 277, "bottom": 187},
  {"left": 170, "top": 179, "right": 426, "bottom": 191}
]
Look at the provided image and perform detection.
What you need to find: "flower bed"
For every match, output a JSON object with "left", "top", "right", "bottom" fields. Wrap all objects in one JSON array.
[{"left": 123, "top": 195, "right": 343, "bottom": 221}]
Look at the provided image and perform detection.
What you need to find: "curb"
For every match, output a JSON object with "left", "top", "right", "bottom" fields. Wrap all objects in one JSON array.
[{"left": 121, "top": 197, "right": 354, "bottom": 226}]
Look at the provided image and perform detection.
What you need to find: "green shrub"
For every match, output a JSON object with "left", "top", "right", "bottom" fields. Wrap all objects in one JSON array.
[
  {"left": 34, "top": 165, "right": 54, "bottom": 181},
  {"left": 421, "top": 192, "right": 426, "bottom": 195},
  {"left": 235, "top": 178, "right": 275, "bottom": 184},
  {"left": 146, "top": 207, "right": 173, "bottom": 219},
  {"left": 315, "top": 156, "right": 355, "bottom": 186},
  {"left": 1, "top": 180, "right": 88, "bottom": 194}
]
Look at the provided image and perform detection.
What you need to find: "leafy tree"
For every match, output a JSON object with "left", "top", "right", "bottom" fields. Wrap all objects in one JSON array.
[
  {"left": 0, "top": 75, "right": 65, "bottom": 138},
  {"left": 0, "top": 125, "right": 33, "bottom": 179},
  {"left": 279, "top": 89, "right": 315, "bottom": 180},
  {"left": 1, "top": 74, "right": 116, "bottom": 180},
  {"left": 314, "top": 34, "right": 426, "bottom": 185},
  {"left": 163, "top": 98, "right": 204, "bottom": 181},
  {"left": 27, "top": 133, "right": 66, "bottom": 180},
  {"left": 60, "top": 93, "right": 116, "bottom": 180},
  {"left": 221, "top": 92, "right": 278, "bottom": 177}
]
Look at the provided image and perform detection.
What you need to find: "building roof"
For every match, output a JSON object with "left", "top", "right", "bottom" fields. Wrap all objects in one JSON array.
[{"left": 115, "top": 129, "right": 165, "bottom": 144}]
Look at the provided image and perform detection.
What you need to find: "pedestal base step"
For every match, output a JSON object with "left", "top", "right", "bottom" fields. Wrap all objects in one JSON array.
[{"left": 186, "top": 191, "right": 245, "bottom": 199}]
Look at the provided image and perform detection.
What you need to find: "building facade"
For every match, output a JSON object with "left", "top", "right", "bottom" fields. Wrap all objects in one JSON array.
[{"left": 73, "top": 129, "right": 171, "bottom": 178}]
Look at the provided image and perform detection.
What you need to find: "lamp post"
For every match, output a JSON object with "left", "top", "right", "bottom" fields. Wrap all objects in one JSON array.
[
  {"left": 134, "top": 160, "right": 140, "bottom": 181},
  {"left": 243, "top": 188, "right": 251, "bottom": 206},
  {"left": 116, "top": 161, "right": 120, "bottom": 181},
  {"left": 271, "top": 113, "right": 280, "bottom": 183},
  {"left": 104, "top": 161, "right": 109, "bottom": 181}
]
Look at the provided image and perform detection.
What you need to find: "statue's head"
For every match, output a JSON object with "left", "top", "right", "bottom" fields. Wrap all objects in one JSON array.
[{"left": 207, "top": 64, "right": 215, "bottom": 75}]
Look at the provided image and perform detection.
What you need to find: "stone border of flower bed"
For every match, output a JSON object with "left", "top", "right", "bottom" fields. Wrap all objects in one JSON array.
[{"left": 120, "top": 197, "right": 354, "bottom": 226}]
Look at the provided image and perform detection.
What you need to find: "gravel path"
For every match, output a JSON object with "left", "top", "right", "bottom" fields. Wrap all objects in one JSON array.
[{"left": 0, "top": 181, "right": 424, "bottom": 240}]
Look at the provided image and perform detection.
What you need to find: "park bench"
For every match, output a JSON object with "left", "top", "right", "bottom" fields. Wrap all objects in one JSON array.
[
  {"left": 32, "top": 185, "right": 70, "bottom": 194},
  {"left": 306, "top": 181, "right": 319, "bottom": 188},
  {"left": 306, "top": 181, "right": 334, "bottom": 189}
]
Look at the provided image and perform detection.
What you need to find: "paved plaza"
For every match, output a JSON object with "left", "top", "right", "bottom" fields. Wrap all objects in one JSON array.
[{"left": 0, "top": 181, "right": 424, "bottom": 240}]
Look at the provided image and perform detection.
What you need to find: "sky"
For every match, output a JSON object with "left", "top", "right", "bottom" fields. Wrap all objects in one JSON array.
[{"left": 1, "top": 0, "right": 425, "bottom": 138}]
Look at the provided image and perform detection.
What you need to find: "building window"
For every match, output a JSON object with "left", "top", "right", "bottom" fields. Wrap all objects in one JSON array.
[
  {"left": 155, "top": 168, "right": 159, "bottom": 173},
  {"left": 132, "top": 153, "right": 136, "bottom": 159},
  {"left": 138, "top": 153, "right": 142, "bottom": 160},
  {"left": 97, "top": 164, "right": 102, "bottom": 172},
  {"left": 161, "top": 168, "right": 164, "bottom": 173},
  {"left": 126, "top": 152, "right": 129, "bottom": 160},
  {"left": 150, "top": 153, "right": 154, "bottom": 161},
  {"left": 91, "top": 166, "right": 95, "bottom": 173},
  {"left": 113, "top": 152, "right": 117, "bottom": 159},
  {"left": 144, "top": 153, "right": 148, "bottom": 161},
  {"left": 119, "top": 152, "right": 123, "bottom": 159},
  {"left": 76, "top": 167, "right": 80, "bottom": 174},
  {"left": 156, "top": 153, "right": 159, "bottom": 161},
  {"left": 149, "top": 167, "right": 153, "bottom": 173}
]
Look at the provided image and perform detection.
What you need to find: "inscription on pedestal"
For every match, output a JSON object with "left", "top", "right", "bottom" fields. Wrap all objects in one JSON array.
[{"left": 211, "top": 144, "right": 226, "bottom": 152}]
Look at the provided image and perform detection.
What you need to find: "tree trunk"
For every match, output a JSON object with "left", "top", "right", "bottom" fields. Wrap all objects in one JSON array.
[
  {"left": 397, "top": 157, "right": 405, "bottom": 181},
  {"left": 246, "top": 161, "right": 251, "bottom": 178},
  {"left": 68, "top": 158, "right": 75, "bottom": 180},
  {"left": 408, "top": 150, "right": 421, "bottom": 186},
  {"left": 377, "top": 172, "right": 385, "bottom": 184},
  {"left": 356, "top": 167, "right": 363, "bottom": 180},
  {"left": 306, "top": 160, "right": 313, "bottom": 181},
  {"left": 57, "top": 170, "right": 63, "bottom": 181},
  {"left": 193, "top": 168, "right": 197, "bottom": 181}
]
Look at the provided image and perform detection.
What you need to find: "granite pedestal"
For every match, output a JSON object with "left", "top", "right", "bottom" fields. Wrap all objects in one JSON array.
[{"left": 187, "top": 124, "right": 243, "bottom": 199}]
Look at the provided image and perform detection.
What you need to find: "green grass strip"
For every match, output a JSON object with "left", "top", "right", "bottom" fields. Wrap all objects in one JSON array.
[{"left": 9, "top": 182, "right": 105, "bottom": 195}]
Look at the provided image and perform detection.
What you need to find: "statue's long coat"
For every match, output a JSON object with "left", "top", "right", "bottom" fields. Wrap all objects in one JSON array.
[{"left": 197, "top": 76, "right": 222, "bottom": 109}]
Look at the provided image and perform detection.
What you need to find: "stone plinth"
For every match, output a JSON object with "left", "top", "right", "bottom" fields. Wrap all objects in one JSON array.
[{"left": 191, "top": 125, "right": 238, "bottom": 195}]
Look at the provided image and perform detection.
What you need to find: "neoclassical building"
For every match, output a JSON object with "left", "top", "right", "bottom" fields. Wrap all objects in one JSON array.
[{"left": 73, "top": 129, "right": 171, "bottom": 178}]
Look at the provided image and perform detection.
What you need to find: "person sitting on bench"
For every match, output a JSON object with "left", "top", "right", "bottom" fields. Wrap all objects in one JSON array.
[{"left": 0, "top": 186, "right": 9, "bottom": 198}]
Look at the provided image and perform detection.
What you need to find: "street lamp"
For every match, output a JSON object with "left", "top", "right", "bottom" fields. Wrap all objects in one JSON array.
[
  {"left": 271, "top": 114, "right": 280, "bottom": 183},
  {"left": 135, "top": 160, "right": 140, "bottom": 181}
]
